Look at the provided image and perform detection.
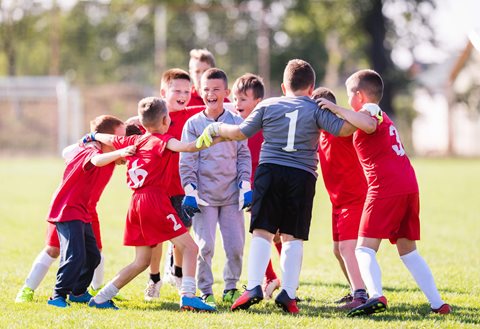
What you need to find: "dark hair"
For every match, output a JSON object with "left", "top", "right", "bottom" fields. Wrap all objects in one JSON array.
[
  {"left": 283, "top": 59, "right": 315, "bottom": 91},
  {"left": 90, "top": 115, "right": 124, "bottom": 134},
  {"left": 189, "top": 48, "right": 216, "bottom": 67},
  {"left": 346, "top": 69, "right": 384, "bottom": 103},
  {"left": 137, "top": 97, "right": 168, "bottom": 128},
  {"left": 232, "top": 73, "right": 265, "bottom": 100},
  {"left": 202, "top": 68, "right": 228, "bottom": 88},
  {"left": 312, "top": 87, "right": 337, "bottom": 104}
]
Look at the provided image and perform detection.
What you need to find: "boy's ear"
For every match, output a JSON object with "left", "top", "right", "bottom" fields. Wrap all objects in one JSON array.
[
  {"left": 225, "top": 88, "right": 231, "bottom": 97},
  {"left": 160, "top": 88, "right": 166, "bottom": 98},
  {"left": 281, "top": 83, "right": 286, "bottom": 95},
  {"left": 307, "top": 84, "right": 314, "bottom": 96}
]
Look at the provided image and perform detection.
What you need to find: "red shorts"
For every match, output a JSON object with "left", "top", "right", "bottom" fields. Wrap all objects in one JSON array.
[
  {"left": 124, "top": 189, "right": 187, "bottom": 247},
  {"left": 46, "top": 215, "right": 102, "bottom": 249},
  {"left": 359, "top": 193, "right": 420, "bottom": 244},
  {"left": 332, "top": 203, "right": 363, "bottom": 242}
]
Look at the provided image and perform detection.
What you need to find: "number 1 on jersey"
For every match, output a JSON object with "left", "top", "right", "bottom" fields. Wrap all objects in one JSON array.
[{"left": 283, "top": 110, "right": 298, "bottom": 152}]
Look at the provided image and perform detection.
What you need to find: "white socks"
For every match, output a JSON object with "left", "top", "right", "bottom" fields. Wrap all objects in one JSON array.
[
  {"left": 246, "top": 237, "right": 271, "bottom": 290},
  {"left": 355, "top": 246, "right": 383, "bottom": 298},
  {"left": 25, "top": 250, "right": 57, "bottom": 290},
  {"left": 180, "top": 276, "right": 196, "bottom": 297},
  {"left": 94, "top": 281, "right": 119, "bottom": 304},
  {"left": 280, "top": 240, "right": 303, "bottom": 299},
  {"left": 91, "top": 253, "right": 105, "bottom": 290},
  {"left": 401, "top": 249, "right": 444, "bottom": 309}
]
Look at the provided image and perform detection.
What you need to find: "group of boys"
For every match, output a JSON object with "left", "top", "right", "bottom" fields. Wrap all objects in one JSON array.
[{"left": 15, "top": 48, "right": 451, "bottom": 316}]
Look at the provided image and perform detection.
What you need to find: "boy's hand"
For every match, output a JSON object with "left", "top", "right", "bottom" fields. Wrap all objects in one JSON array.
[
  {"left": 80, "top": 132, "right": 97, "bottom": 145},
  {"left": 238, "top": 181, "right": 252, "bottom": 211},
  {"left": 181, "top": 183, "right": 209, "bottom": 219},
  {"left": 362, "top": 103, "right": 383, "bottom": 124},
  {"left": 316, "top": 98, "right": 339, "bottom": 114},
  {"left": 195, "top": 122, "right": 222, "bottom": 148},
  {"left": 119, "top": 145, "right": 136, "bottom": 157}
]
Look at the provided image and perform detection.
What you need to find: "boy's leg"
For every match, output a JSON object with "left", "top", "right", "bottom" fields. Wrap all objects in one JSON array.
[
  {"left": 52, "top": 221, "right": 87, "bottom": 300},
  {"left": 71, "top": 223, "right": 101, "bottom": 297},
  {"left": 15, "top": 246, "right": 58, "bottom": 302},
  {"left": 145, "top": 244, "right": 163, "bottom": 301},
  {"left": 333, "top": 241, "right": 351, "bottom": 287},
  {"left": 170, "top": 232, "right": 215, "bottom": 312},
  {"left": 93, "top": 245, "right": 152, "bottom": 304},
  {"left": 279, "top": 235, "right": 303, "bottom": 299},
  {"left": 218, "top": 204, "right": 245, "bottom": 291},
  {"left": 191, "top": 206, "right": 218, "bottom": 297},
  {"left": 338, "top": 239, "right": 368, "bottom": 308},
  {"left": 90, "top": 252, "right": 105, "bottom": 291},
  {"left": 397, "top": 239, "right": 446, "bottom": 310}
]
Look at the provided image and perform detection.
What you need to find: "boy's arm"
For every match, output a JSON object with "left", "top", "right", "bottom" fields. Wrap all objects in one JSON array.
[
  {"left": 91, "top": 146, "right": 136, "bottom": 167},
  {"left": 317, "top": 98, "right": 377, "bottom": 135},
  {"left": 166, "top": 137, "right": 221, "bottom": 153},
  {"left": 81, "top": 132, "right": 116, "bottom": 146}
]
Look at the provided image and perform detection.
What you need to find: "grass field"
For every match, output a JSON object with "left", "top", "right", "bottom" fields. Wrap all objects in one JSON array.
[{"left": 1, "top": 157, "right": 479, "bottom": 328}]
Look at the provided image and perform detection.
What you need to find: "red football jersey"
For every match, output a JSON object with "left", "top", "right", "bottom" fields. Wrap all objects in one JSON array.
[
  {"left": 353, "top": 112, "right": 418, "bottom": 198},
  {"left": 47, "top": 145, "right": 115, "bottom": 223},
  {"left": 248, "top": 130, "right": 263, "bottom": 181},
  {"left": 167, "top": 106, "right": 204, "bottom": 196},
  {"left": 112, "top": 133, "right": 175, "bottom": 191},
  {"left": 318, "top": 132, "right": 367, "bottom": 208}
]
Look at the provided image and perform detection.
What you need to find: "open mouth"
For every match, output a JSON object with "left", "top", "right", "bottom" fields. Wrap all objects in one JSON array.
[
  {"left": 206, "top": 97, "right": 218, "bottom": 106},
  {"left": 176, "top": 99, "right": 186, "bottom": 106}
]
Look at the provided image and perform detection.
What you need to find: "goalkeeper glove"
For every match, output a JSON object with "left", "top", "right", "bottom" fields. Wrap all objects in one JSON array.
[
  {"left": 238, "top": 181, "right": 252, "bottom": 211},
  {"left": 362, "top": 103, "right": 383, "bottom": 124},
  {"left": 181, "top": 183, "right": 209, "bottom": 220},
  {"left": 195, "top": 122, "right": 222, "bottom": 148},
  {"left": 80, "top": 132, "right": 97, "bottom": 145}
]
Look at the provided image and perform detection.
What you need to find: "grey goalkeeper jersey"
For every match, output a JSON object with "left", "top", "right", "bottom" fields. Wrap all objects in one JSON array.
[{"left": 239, "top": 95, "right": 345, "bottom": 177}]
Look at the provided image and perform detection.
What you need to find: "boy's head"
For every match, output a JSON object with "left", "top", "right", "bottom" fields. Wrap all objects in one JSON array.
[
  {"left": 232, "top": 73, "right": 265, "bottom": 119},
  {"left": 189, "top": 48, "right": 216, "bottom": 92},
  {"left": 90, "top": 115, "right": 125, "bottom": 153},
  {"left": 282, "top": 59, "right": 315, "bottom": 95},
  {"left": 160, "top": 68, "right": 192, "bottom": 112},
  {"left": 138, "top": 97, "right": 170, "bottom": 132},
  {"left": 200, "top": 68, "right": 230, "bottom": 112},
  {"left": 345, "top": 69, "right": 383, "bottom": 111},
  {"left": 312, "top": 87, "right": 337, "bottom": 104},
  {"left": 125, "top": 116, "right": 145, "bottom": 136}
]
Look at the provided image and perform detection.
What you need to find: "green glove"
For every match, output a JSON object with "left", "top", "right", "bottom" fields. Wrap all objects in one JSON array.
[{"left": 195, "top": 122, "right": 222, "bottom": 148}]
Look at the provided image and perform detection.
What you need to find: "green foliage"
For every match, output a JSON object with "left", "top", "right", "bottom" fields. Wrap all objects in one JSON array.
[{"left": 1, "top": 157, "right": 479, "bottom": 328}]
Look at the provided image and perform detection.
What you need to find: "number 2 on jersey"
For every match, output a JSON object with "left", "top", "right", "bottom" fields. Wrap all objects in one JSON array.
[
  {"left": 283, "top": 110, "right": 298, "bottom": 152},
  {"left": 389, "top": 125, "right": 406, "bottom": 156},
  {"left": 167, "top": 214, "right": 182, "bottom": 231}
]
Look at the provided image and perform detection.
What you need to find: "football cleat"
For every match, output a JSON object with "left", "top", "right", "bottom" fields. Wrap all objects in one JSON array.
[
  {"left": 202, "top": 294, "right": 216, "bottom": 308},
  {"left": 15, "top": 286, "right": 34, "bottom": 303},
  {"left": 431, "top": 303, "right": 452, "bottom": 314},
  {"left": 47, "top": 296, "right": 70, "bottom": 308},
  {"left": 275, "top": 289, "right": 299, "bottom": 314},
  {"left": 88, "top": 298, "right": 119, "bottom": 310},
  {"left": 69, "top": 291, "right": 93, "bottom": 303},
  {"left": 222, "top": 289, "right": 241, "bottom": 303},
  {"left": 347, "top": 296, "right": 387, "bottom": 317},
  {"left": 231, "top": 285, "right": 263, "bottom": 311},
  {"left": 144, "top": 279, "right": 162, "bottom": 301},
  {"left": 337, "top": 297, "right": 367, "bottom": 310},
  {"left": 180, "top": 295, "right": 216, "bottom": 312},
  {"left": 334, "top": 292, "right": 353, "bottom": 304}
]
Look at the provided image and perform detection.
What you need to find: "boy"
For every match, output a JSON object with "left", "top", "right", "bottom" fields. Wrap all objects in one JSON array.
[
  {"left": 145, "top": 68, "right": 204, "bottom": 301},
  {"left": 317, "top": 69, "right": 451, "bottom": 316},
  {"left": 180, "top": 68, "right": 252, "bottom": 308},
  {"left": 87, "top": 97, "right": 215, "bottom": 312},
  {"left": 45, "top": 115, "right": 128, "bottom": 308},
  {"left": 313, "top": 87, "right": 368, "bottom": 309},
  {"left": 196, "top": 59, "right": 363, "bottom": 314},
  {"left": 232, "top": 73, "right": 281, "bottom": 300}
]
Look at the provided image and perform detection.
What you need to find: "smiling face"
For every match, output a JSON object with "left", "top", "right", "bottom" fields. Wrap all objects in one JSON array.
[
  {"left": 200, "top": 77, "right": 230, "bottom": 112},
  {"left": 233, "top": 89, "right": 261, "bottom": 119},
  {"left": 162, "top": 79, "right": 192, "bottom": 112}
]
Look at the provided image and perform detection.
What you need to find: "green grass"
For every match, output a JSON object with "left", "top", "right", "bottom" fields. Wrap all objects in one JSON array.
[{"left": 1, "top": 157, "right": 479, "bottom": 328}]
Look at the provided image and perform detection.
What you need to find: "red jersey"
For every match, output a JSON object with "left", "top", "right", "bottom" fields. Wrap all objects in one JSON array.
[
  {"left": 167, "top": 106, "right": 204, "bottom": 196},
  {"left": 318, "top": 132, "right": 367, "bottom": 208},
  {"left": 112, "top": 133, "right": 175, "bottom": 191},
  {"left": 247, "top": 130, "right": 264, "bottom": 181},
  {"left": 353, "top": 112, "right": 418, "bottom": 198},
  {"left": 47, "top": 145, "right": 115, "bottom": 223}
]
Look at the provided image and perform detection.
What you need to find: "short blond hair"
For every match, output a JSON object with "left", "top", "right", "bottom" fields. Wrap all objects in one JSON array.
[
  {"left": 137, "top": 97, "right": 168, "bottom": 128},
  {"left": 189, "top": 48, "right": 216, "bottom": 67}
]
